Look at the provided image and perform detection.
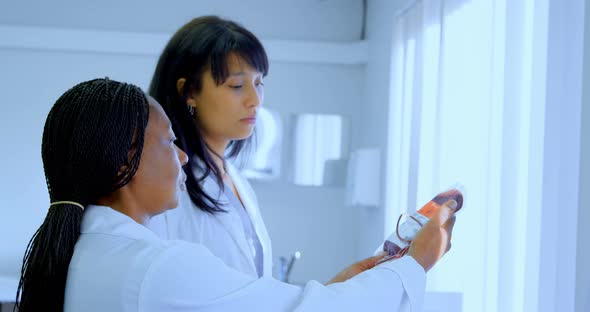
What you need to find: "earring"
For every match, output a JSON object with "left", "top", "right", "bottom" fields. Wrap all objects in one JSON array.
[{"left": 188, "top": 105, "right": 195, "bottom": 116}]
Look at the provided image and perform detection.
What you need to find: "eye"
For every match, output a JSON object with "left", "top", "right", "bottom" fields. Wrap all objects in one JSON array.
[{"left": 229, "top": 85, "right": 243, "bottom": 89}]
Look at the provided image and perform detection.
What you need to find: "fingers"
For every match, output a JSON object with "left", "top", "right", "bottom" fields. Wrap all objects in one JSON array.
[
  {"left": 442, "top": 215, "right": 456, "bottom": 254},
  {"left": 432, "top": 199, "right": 458, "bottom": 225},
  {"left": 408, "top": 200, "right": 459, "bottom": 272},
  {"left": 442, "top": 215, "right": 456, "bottom": 233}
]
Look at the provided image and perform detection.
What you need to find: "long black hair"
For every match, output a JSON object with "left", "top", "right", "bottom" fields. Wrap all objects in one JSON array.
[
  {"left": 149, "top": 15, "right": 269, "bottom": 213},
  {"left": 15, "top": 78, "right": 149, "bottom": 311}
]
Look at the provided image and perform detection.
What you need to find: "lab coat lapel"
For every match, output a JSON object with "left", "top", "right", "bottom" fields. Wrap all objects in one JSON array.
[
  {"left": 200, "top": 171, "right": 255, "bottom": 268},
  {"left": 226, "top": 163, "right": 273, "bottom": 277}
]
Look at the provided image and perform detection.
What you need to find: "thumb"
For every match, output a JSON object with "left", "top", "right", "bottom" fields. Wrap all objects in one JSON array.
[{"left": 433, "top": 199, "right": 457, "bottom": 226}]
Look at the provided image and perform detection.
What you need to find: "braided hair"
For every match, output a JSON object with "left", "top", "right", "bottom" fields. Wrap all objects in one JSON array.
[
  {"left": 149, "top": 15, "right": 268, "bottom": 213},
  {"left": 15, "top": 78, "right": 149, "bottom": 312}
]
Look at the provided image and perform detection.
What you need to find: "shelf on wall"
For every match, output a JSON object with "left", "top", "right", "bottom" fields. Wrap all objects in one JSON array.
[{"left": 0, "top": 25, "right": 368, "bottom": 65}]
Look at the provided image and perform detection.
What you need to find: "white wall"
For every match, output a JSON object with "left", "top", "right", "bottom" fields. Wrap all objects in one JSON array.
[
  {"left": 576, "top": 0, "right": 590, "bottom": 310},
  {"left": 0, "top": 0, "right": 366, "bottom": 298},
  {"left": 536, "top": 0, "right": 585, "bottom": 310},
  {"left": 257, "top": 61, "right": 365, "bottom": 283},
  {"left": 577, "top": 68, "right": 590, "bottom": 311},
  {"left": 355, "top": 0, "right": 412, "bottom": 258}
]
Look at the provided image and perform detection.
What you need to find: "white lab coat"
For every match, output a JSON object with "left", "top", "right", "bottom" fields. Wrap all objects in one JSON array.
[
  {"left": 64, "top": 205, "right": 426, "bottom": 311},
  {"left": 148, "top": 161, "right": 272, "bottom": 277}
]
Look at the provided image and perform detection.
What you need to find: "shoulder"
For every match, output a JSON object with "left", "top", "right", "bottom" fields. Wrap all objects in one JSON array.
[
  {"left": 145, "top": 240, "right": 217, "bottom": 270},
  {"left": 139, "top": 241, "right": 220, "bottom": 291}
]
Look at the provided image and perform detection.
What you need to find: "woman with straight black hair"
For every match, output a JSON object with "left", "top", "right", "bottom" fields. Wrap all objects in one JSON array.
[
  {"left": 15, "top": 77, "right": 457, "bottom": 311},
  {"left": 147, "top": 15, "right": 273, "bottom": 278}
]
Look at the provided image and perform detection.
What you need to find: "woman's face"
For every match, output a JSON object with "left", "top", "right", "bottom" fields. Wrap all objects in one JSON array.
[
  {"left": 127, "top": 97, "right": 188, "bottom": 216},
  {"left": 189, "top": 53, "right": 264, "bottom": 144}
]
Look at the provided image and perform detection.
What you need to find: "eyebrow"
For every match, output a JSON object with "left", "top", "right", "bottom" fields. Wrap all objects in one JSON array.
[{"left": 228, "top": 70, "right": 264, "bottom": 77}]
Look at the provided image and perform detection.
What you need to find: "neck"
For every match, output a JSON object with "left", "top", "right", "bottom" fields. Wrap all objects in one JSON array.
[
  {"left": 202, "top": 135, "right": 229, "bottom": 175},
  {"left": 97, "top": 189, "right": 149, "bottom": 225}
]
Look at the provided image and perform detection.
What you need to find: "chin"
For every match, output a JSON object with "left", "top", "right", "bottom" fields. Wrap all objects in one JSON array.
[
  {"left": 233, "top": 130, "right": 254, "bottom": 140},
  {"left": 159, "top": 196, "right": 180, "bottom": 212},
  {"left": 169, "top": 197, "right": 180, "bottom": 209}
]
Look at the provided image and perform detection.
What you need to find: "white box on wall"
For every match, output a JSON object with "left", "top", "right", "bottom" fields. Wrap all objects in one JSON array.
[{"left": 346, "top": 147, "right": 381, "bottom": 207}]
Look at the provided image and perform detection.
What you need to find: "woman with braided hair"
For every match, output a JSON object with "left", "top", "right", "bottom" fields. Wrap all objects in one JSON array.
[
  {"left": 16, "top": 78, "right": 188, "bottom": 311},
  {"left": 15, "top": 77, "right": 456, "bottom": 311}
]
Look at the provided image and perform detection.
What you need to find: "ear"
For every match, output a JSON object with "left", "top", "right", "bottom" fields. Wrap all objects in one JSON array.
[
  {"left": 176, "top": 78, "right": 186, "bottom": 96},
  {"left": 176, "top": 78, "right": 197, "bottom": 108}
]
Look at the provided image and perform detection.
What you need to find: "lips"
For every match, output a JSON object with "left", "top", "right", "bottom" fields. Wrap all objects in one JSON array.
[{"left": 241, "top": 115, "right": 256, "bottom": 124}]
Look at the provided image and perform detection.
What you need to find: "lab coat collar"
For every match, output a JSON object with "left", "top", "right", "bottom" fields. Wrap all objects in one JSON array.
[
  {"left": 225, "top": 161, "right": 273, "bottom": 277},
  {"left": 189, "top": 155, "right": 272, "bottom": 277},
  {"left": 190, "top": 155, "right": 256, "bottom": 221},
  {"left": 189, "top": 157, "right": 253, "bottom": 259},
  {"left": 225, "top": 162, "right": 258, "bottom": 221},
  {"left": 81, "top": 205, "right": 160, "bottom": 243}
]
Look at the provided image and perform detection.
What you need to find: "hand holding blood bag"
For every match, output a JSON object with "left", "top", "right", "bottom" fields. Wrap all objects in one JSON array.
[{"left": 377, "top": 187, "right": 464, "bottom": 265}]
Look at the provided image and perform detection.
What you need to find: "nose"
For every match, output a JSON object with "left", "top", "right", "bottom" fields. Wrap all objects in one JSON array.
[
  {"left": 177, "top": 146, "right": 189, "bottom": 166},
  {"left": 246, "top": 83, "right": 262, "bottom": 108}
]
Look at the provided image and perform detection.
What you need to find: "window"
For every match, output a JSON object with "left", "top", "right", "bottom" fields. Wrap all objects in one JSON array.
[{"left": 384, "top": 0, "right": 554, "bottom": 310}]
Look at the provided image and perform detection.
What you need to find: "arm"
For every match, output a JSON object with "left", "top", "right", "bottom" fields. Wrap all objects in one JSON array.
[
  {"left": 139, "top": 200, "right": 456, "bottom": 311},
  {"left": 139, "top": 243, "right": 424, "bottom": 312}
]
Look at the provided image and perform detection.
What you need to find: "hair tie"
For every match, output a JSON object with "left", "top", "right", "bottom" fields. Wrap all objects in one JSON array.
[{"left": 50, "top": 201, "right": 84, "bottom": 211}]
